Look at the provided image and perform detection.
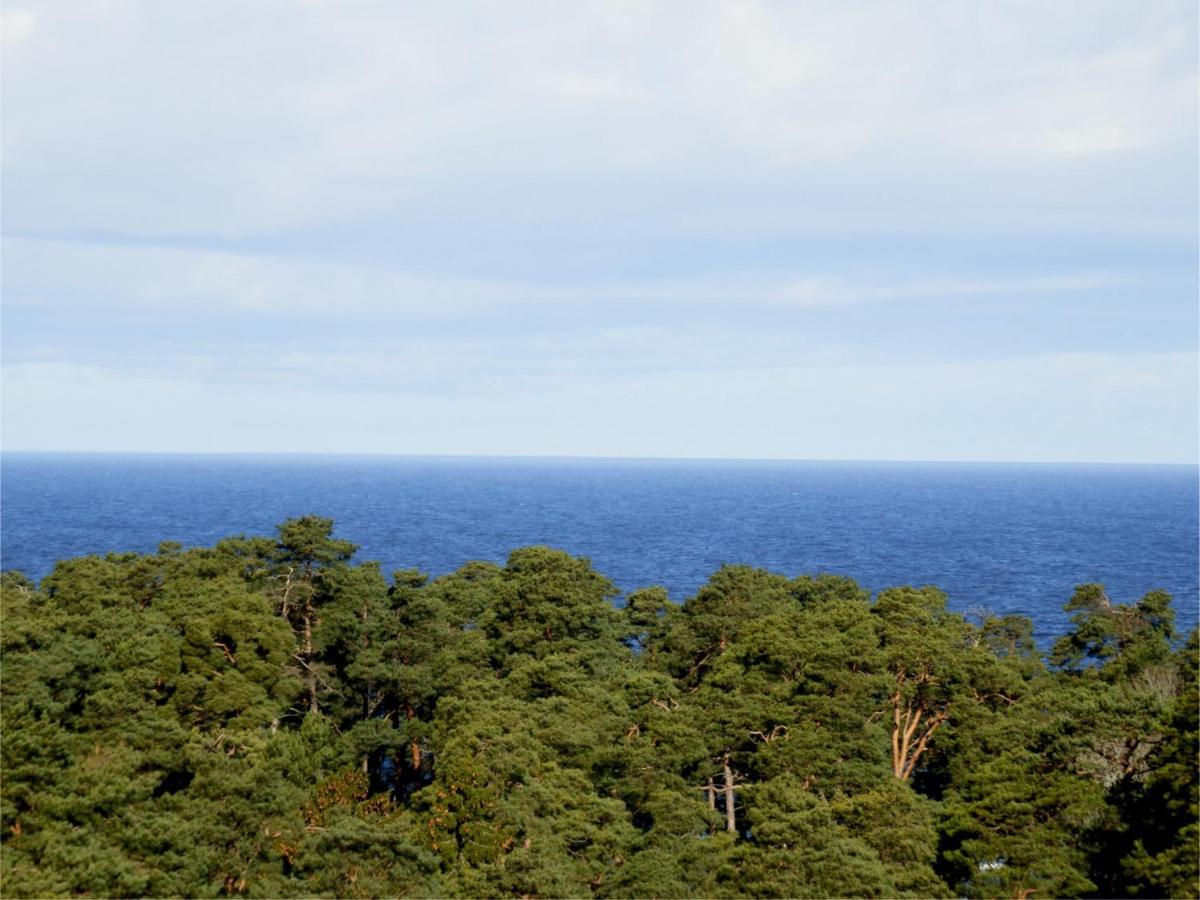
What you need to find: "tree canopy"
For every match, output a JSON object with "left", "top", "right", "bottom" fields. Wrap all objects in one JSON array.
[{"left": 1, "top": 519, "right": 1195, "bottom": 898}]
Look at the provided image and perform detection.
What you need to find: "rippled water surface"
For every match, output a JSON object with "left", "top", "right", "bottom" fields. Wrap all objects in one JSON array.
[{"left": 2, "top": 454, "right": 1196, "bottom": 642}]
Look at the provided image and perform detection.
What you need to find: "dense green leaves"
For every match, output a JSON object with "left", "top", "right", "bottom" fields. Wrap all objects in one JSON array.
[{"left": 1, "top": 522, "right": 1195, "bottom": 898}]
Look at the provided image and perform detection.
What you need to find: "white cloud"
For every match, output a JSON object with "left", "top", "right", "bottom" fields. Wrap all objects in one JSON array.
[
  {"left": 1, "top": 236, "right": 1123, "bottom": 319},
  {"left": 2, "top": 1, "right": 1195, "bottom": 237},
  {"left": 0, "top": 7, "right": 36, "bottom": 45},
  {"left": 2, "top": 2, "right": 1195, "bottom": 461}
]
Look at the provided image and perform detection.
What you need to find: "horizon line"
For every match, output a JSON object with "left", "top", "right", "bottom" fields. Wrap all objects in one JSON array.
[{"left": 1, "top": 449, "right": 1196, "bottom": 468}]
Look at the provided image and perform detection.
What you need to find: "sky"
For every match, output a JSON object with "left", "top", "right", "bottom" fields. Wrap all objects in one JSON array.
[{"left": 2, "top": 1, "right": 1197, "bottom": 463}]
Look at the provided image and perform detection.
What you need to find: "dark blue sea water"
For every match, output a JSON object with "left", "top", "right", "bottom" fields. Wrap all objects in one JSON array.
[{"left": 1, "top": 453, "right": 1196, "bottom": 643}]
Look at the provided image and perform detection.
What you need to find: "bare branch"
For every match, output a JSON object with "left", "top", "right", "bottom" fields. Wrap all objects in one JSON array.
[{"left": 212, "top": 641, "right": 237, "bottom": 665}]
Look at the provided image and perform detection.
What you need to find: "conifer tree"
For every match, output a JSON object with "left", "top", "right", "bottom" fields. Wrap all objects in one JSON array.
[{"left": 2, "top": 527, "right": 1196, "bottom": 898}]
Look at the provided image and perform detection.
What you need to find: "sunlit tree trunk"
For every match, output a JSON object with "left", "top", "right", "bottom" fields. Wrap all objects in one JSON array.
[
  {"left": 722, "top": 754, "right": 737, "bottom": 833},
  {"left": 889, "top": 672, "right": 948, "bottom": 781}
]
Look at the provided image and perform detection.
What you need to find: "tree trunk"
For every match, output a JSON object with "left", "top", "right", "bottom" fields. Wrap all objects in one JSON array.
[
  {"left": 722, "top": 754, "right": 737, "bottom": 834},
  {"left": 406, "top": 702, "right": 421, "bottom": 770},
  {"left": 890, "top": 687, "right": 948, "bottom": 781},
  {"left": 303, "top": 600, "right": 319, "bottom": 715}
]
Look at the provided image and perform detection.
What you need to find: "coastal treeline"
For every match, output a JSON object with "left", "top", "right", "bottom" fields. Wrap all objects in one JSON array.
[{"left": 1, "top": 517, "right": 1195, "bottom": 898}]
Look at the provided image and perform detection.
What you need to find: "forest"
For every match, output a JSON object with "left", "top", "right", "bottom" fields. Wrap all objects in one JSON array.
[{"left": 1, "top": 516, "right": 1196, "bottom": 899}]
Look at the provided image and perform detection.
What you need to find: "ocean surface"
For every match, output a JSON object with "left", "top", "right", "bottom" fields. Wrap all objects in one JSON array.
[{"left": 1, "top": 453, "right": 1196, "bottom": 643}]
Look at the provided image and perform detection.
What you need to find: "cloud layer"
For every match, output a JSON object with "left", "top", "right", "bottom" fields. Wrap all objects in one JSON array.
[{"left": 2, "top": 1, "right": 1197, "bottom": 461}]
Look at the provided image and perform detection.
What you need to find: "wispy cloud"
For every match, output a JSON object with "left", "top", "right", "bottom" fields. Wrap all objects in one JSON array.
[
  {"left": 1, "top": 1, "right": 1196, "bottom": 461},
  {"left": 2, "top": 1, "right": 1195, "bottom": 239},
  {"left": 0, "top": 236, "right": 1128, "bottom": 317}
]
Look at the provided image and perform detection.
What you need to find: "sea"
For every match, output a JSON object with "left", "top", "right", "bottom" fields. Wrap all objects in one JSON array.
[{"left": 1, "top": 453, "right": 1196, "bottom": 644}]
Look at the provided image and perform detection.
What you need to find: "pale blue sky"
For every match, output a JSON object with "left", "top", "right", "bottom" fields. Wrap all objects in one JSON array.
[{"left": 2, "top": 1, "right": 1197, "bottom": 462}]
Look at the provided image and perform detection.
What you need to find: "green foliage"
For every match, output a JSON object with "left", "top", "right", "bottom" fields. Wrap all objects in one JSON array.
[
  {"left": 937, "top": 676, "right": 1111, "bottom": 898},
  {"left": 1051, "top": 583, "right": 1176, "bottom": 680},
  {"left": 1, "top": 526, "right": 1195, "bottom": 898},
  {"left": 1104, "top": 629, "right": 1200, "bottom": 898},
  {"left": 717, "top": 776, "right": 893, "bottom": 898}
]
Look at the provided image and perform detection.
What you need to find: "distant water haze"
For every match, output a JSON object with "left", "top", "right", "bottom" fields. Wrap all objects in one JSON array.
[{"left": 1, "top": 453, "right": 1196, "bottom": 644}]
